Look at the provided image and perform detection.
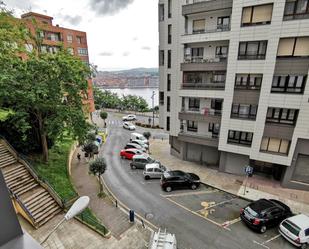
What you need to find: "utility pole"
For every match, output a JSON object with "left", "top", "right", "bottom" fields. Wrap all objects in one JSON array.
[{"left": 151, "top": 90, "right": 155, "bottom": 127}]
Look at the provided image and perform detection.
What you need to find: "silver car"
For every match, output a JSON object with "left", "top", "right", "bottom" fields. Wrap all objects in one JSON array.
[{"left": 143, "top": 163, "right": 167, "bottom": 180}]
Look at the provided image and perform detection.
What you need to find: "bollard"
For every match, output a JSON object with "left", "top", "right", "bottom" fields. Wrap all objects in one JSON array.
[
  {"left": 115, "top": 200, "right": 118, "bottom": 208},
  {"left": 141, "top": 219, "right": 145, "bottom": 228},
  {"left": 129, "top": 210, "right": 135, "bottom": 223}
]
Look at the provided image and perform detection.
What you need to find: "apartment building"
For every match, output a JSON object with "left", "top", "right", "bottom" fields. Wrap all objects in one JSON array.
[
  {"left": 20, "top": 12, "right": 95, "bottom": 114},
  {"left": 159, "top": 0, "right": 309, "bottom": 191}
]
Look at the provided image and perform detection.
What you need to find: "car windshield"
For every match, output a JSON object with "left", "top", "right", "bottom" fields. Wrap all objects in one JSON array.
[
  {"left": 282, "top": 221, "right": 301, "bottom": 236},
  {"left": 246, "top": 206, "right": 258, "bottom": 217},
  {"left": 147, "top": 157, "right": 154, "bottom": 162}
]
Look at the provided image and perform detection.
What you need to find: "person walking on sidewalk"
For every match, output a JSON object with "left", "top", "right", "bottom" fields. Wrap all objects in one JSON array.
[{"left": 77, "top": 153, "right": 81, "bottom": 161}]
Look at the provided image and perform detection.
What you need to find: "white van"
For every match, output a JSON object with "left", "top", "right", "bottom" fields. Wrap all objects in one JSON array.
[
  {"left": 130, "top": 133, "right": 148, "bottom": 144},
  {"left": 279, "top": 214, "right": 309, "bottom": 248}
]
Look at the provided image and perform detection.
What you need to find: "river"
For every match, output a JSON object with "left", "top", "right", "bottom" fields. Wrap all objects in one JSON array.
[{"left": 100, "top": 88, "right": 159, "bottom": 107}]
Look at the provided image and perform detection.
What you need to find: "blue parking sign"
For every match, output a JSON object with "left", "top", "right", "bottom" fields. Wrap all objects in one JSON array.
[{"left": 245, "top": 165, "right": 253, "bottom": 175}]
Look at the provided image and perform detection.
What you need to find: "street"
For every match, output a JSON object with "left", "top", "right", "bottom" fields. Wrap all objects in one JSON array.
[{"left": 100, "top": 113, "right": 295, "bottom": 249}]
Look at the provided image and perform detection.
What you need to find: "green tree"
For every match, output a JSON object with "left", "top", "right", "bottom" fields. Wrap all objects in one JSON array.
[
  {"left": 89, "top": 157, "right": 107, "bottom": 196},
  {"left": 0, "top": 11, "right": 91, "bottom": 162},
  {"left": 143, "top": 131, "right": 151, "bottom": 140},
  {"left": 83, "top": 143, "right": 98, "bottom": 158},
  {"left": 100, "top": 112, "right": 108, "bottom": 127}
]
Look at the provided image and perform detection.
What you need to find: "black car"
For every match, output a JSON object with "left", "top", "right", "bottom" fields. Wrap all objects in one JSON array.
[
  {"left": 160, "top": 170, "right": 200, "bottom": 192},
  {"left": 240, "top": 199, "right": 292, "bottom": 233}
]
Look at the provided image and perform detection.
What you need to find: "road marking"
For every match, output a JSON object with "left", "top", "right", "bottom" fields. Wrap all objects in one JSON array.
[
  {"left": 253, "top": 240, "right": 270, "bottom": 249},
  {"left": 161, "top": 189, "right": 218, "bottom": 198},
  {"left": 262, "top": 234, "right": 281, "bottom": 245},
  {"left": 221, "top": 217, "right": 241, "bottom": 228},
  {"left": 196, "top": 197, "right": 236, "bottom": 212},
  {"left": 165, "top": 197, "right": 230, "bottom": 230}
]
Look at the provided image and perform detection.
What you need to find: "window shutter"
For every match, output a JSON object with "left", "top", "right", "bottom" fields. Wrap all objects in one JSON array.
[
  {"left": 277, "top": 38, "right": 295, "bottom": 56},
  {"left": 193, "top": 19, "right": 205, "bottom": 31},
  {"left": 242, "top": 7, "right": 252, "bottom": 24},
  {"left": 252, "top": 4, "right": 273, "bottom": 23},
  {"left": 294, "top": 37, "right": 309, "bottom": 56}
]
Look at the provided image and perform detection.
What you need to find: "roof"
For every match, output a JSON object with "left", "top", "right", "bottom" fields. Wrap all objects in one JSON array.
[
  {"left": 21, "top": 12, "right": 53, "bottom": 20},
  {"left": 133, "top": 154, "right": 148, "bottom": 159},
  {"left": 145, "top": 163, "right": 160, "bottom": 169},
  {"left": 287, "top": 214, "right": 309, "bottom": 229}
]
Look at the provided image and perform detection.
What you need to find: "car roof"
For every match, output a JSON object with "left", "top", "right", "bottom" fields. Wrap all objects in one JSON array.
[
  {"left": 145, "top": 163, "right": 160, "bottom": 169},
  {"left": 131, "top": 132, "right": 144, "bottom": 137},
  {"left": 286, "top": 214, "right": 309, "bottom": 229},
  {"left": 133, "top": 154, "right": 148, "bottom": 159},
  {"left": 124, "top": 148, "right": 138, "bottom": 152},
  {"left": 126, "top": 143, "right": 141, "bottom": 147},
  {"left": 164, "top": 170, "right": 186, "bottom": 177},
  {"left": 248, "top": 199, "right": 278, "bottom": 213}
]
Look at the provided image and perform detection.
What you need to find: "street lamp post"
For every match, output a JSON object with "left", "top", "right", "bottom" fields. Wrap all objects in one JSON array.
[
  {"left": 40, "top": 196, "right": 90, "bottom": 245},
  {"left": 151, "top": 90, "right": 155, "bottom": 127}
]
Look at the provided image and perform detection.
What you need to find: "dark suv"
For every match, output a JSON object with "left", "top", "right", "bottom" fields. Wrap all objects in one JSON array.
[
  {"left": 160, "top": 170, "right": 200, "bottom": 192},
  {"left": 240, "top": 199, "right": 292, "bottom": 233}
]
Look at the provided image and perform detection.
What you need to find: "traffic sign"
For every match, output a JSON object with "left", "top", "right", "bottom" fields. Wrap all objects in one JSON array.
[{"left": 245, "top": 165, "right": 253, "bottom": 176}]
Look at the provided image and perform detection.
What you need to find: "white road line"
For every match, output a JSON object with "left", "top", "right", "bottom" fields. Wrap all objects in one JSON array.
[
  {"left": 253, "top": 240, "right": 270, "bottom": 249},
  {"left": 161, "top": 189, "right": 219, "bottom": 198},
  {"left": 262, "top": 234, "right": 281, "bottom": 245}
]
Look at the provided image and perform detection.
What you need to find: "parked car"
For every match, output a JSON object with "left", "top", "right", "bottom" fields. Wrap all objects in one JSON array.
[
  {"left": 130, "top": 132, "right": 149, "bottom": 145},
  {"left": 125, "top": 143, "right": 146, "bottom": 152},
  {"left": 160, "top": 170, "right": 200, "bottom": 192},
  {"left": 240, "top": 198, "right": 292, "bottom": 233},
  {"left": 123, "top": 122, "right": 136, "bottom": 130},
  {"left": 143, "top": 163, "right": 167, "bottom": 180},
  {"left": 122, "top": 114, "right": 136, "bottom": 121},
  {"left": 120, "top": 148, "right": 144, "bottom": 160},
  {"left": 131, "top": 139, "right": 148, "bottom": 149},
  {"left": 130, "top": 155, "right": 157, "bottom": 169},
  {"left": 279, "top": 214, "right": 309, "bottom": 249}
]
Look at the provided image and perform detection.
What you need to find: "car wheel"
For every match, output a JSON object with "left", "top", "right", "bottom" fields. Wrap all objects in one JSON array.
[
  {"left": 191, "top": 184, "right": 197, "bottom": 190},
  {"left": 165, "top": 186, "right": 172, "bottom": 192},
  {"left": 260, "top": 225, "right": 267, "bottom": 233},
  {"left": 300, "top": 244, "right": 307, "bottom": 249},
  {"left": 144, "top": 175, "right": 150, "bottom": 180},
  {"left": 131, "top": 165, "right": 136, "bottom": 170}
]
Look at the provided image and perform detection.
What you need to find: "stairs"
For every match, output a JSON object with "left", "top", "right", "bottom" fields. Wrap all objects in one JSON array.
[{"left": 0, "top": 142, "right": 62, "bottom": 228}]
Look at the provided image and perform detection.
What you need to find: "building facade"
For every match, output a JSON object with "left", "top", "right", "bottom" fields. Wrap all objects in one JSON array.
[
  {"left": 159, "top": 0, "right": 309, "bottom": 190},
  {"left": 20, "top": 12, "right": 95, "bottom": 114}
]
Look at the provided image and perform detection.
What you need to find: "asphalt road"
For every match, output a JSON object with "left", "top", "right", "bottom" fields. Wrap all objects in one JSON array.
[{"left": 101, "top": 113, "right": 295, "bottom": 249}]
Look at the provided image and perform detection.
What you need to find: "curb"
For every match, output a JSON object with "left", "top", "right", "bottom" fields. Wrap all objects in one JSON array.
[{"left": 101, "top": 176, "right": 158, "bottom": 232}]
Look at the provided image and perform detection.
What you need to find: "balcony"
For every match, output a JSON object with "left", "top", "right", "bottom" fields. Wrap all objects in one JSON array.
[
  {"left": 182, "top": 82, "right": 225, "bottom": 90},
  {"left": 183, "top": 0, "right": 232, "bottom": 16},
  {"left": 179, "top": 108, "right": 221, "bottom": 123},
  {"left": 184, "top": 24, "right": 230, "bottom": 36},
  {"left": 181, "top": 57, "right": 227, "bottom": 71},
  {"left": 178, "top": 131, "right": 219, "bottom": 147}
]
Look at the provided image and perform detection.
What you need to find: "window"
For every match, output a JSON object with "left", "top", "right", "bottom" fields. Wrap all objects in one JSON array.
[
  {"left": 211, "top": 99, "right": 223, "bottom": 114},
  {"left": 167, "top": 96, "right": 170, "bottom": 112},
  {"left": 67, "top": 47, "right": 74, "bottom": 55},
  {"left": 67, "top": 35, "right": 73, "bottom": 43},
  {"left": 238, "top": 41, "right": 268, "bottom": 60},
  {"left": 260, "top": 137, "right": 290, "bottom": 155},
  {"left": 159, "top": 50, "right": 164, "bottom": 66},
  {"left": 77, "top": 48, "right": 88, "bottom": 56},
  {"left": 284, "top": 0, "right": 309, "bottom": 20},
  {"left": 159, "top": 91, "right": 164, "bottom": 105},
  {"left": 271, "top": 75, "right": 307, "bottom": 93},
  {"left": 46, "top": 32, "right": 61, "bottom": 41},
  {"left": 159, "top": 4, "right": 164, "bottom": 21},
  {"left": 241, "top": 4, "right": 273, "bottom": 26},
  {"left": 305, "top": 228, "right": 309, "bottom": 237},
  {"left": 217, "top": 16, "right": 230, "bottom": 30},
  {"left": 168, "top": 0, "right": 172, "bottom": 18},
  {"left": 193, "top": 19, "right": 205, "bottom": 33},
  {"left": 213, "top": 73, "right": 226, "bottom": 83},
  {"left": 277, "top": 37, "right": 309, "bottom": 57},
  {"left": 266, "top": 108, "right": 298, "bottom": 125},
  {"left": 187, "top": 121, "right": 197, "bottom": 132},
  {"left": 166, "top": 116, "right": 170, "bottom": 131},
  {"left": 188, "top": 98, "right": 200, "bottom": 111},
  {"left": 168, "top": 25, "right": 172, "bottom": 44},
  {"left": 215, "top": 46, "right": 228, "bottom": 58},
  {"left": 228, "top": 130, "right": 253, "bottom": 146},
  {"left": 235, "top": 74, "right": 263, "bottom": 89},
  {"left": 76, "top": 36, "right": 82, "bottom": 44},
  {"left": 208, "top": 123, "right": 220, "bottom": 137},
  {"left": 231, "top": 104, "right": 258, "bottom": 120},
  {"left": 190, "top": 47, "right": 204, "bottom": 63},
  {"left": 167, "top": 74, "right": 171, "bottom": 91},
  {"left": 168, "top": 50, "right": 171, "bottom": 68}
]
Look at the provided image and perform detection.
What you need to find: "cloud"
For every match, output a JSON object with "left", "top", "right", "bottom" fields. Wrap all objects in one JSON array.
[
  {"left": 99, "top": 52, "right": 113, "bottom": 56},
  {"left": 4, "top": 0, "right": 38, "bottom": 11},
  {"left": 89, "top": 0, "right": 134, "bottom": 16},
  {"left": 132, "top": 36, "right": 138, "bottom": 41},
  {"left": 122, "top": 52, "right": 130, "bottom": 56},
  {"left": 62, "top": 15, "right": 83, "bottom": 25},
  {"left": 141, "top": 46, "right": 151, "bottom": 50}
]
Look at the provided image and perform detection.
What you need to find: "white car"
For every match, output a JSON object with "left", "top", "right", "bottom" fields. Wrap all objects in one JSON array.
[
  {"left": 122, "top": 114, "right": 136, "bottom": 121},
  {"left": 123, "top": 122, "right": 136, "bottom": 130},
  {"left": 124, "top": 143, "right": 146, "bottom": 152},
  {"left": 143, "top": 163, "right": 168, "bottom": 180},
  {"left": 131, "top": 139, "right": 148, "bottom": 149},
  {"left": 130, "top": 132, "right": 148, "bottom": 145},
  {"left": 279, "top": 214, "right": 309, "bottom": 249}
]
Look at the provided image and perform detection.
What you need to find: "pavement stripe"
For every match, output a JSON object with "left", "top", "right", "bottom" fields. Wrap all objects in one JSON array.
[
  {"left": 165, "top": 197, "right": 228, "bottom": 229},
  {"left": 196, "top": 197, "right": 237, "bottom": 212},
  {"left": 161, "top": 189, "right": 219, "bottom": 198},
  {"left": 262, "top": 234, "right": 281, "bottom": 245},
  {"left": 253, "top": 240, "right": 270, "bottom": 249}
]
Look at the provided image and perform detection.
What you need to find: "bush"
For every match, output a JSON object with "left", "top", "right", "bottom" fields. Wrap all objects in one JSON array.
[{"left": 145, "top": 124, "right": 151, "bottom": 128}]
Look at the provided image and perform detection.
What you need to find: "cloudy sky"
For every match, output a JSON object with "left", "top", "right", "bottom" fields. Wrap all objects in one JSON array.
[{"left": 5, "top": 0, "right": 159, "bottom": 71}]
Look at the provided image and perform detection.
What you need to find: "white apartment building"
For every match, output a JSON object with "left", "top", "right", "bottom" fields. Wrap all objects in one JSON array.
[{"left": 158, "top": 0, "right": 309, "bottom": 190}]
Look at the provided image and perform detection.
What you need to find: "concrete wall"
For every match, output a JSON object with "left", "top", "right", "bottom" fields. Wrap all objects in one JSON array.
[
  {"left": 219, "top": 151, "right": 250, "bottom": 175},
  {"left": 185, "top": 142, "right": 220, "bottom": 165}
]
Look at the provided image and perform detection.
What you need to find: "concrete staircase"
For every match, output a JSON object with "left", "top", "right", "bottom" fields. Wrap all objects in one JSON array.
[{"left": 0, "top": 141, "right": 62, "bottom": 228}]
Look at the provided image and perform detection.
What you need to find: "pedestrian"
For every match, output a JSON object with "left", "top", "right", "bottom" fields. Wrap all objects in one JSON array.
[
  {"left": 77, "top": 153, "right": 81, "bottom": 161},
  {"left": 148, "top": 117, "right": 151, "bottom": 125}
]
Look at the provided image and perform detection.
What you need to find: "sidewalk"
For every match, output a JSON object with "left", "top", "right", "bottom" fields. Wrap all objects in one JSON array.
[
  {"left": 70, "top": 147, "right": 150, "bottom": 247},
  {"left": 150, "top": 139, "right": 309, "bottom": 215}
]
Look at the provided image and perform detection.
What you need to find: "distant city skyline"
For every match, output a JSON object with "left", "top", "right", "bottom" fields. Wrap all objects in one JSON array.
[{"left": 4, "top": 0, "right": 158, "bottom": 70}]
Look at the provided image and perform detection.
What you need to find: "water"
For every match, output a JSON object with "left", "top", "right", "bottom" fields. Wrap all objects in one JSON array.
[{"left": 100, "top": 88, "right": 159, "bottom": 107}]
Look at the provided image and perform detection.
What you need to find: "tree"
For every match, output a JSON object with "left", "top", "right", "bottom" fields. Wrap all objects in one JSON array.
[
  {"left": 0, "top": 11, "right": 91, "bottom": 162},
  {"left": 83, "top": 143, "right": 98, "bottom": 158},
  {"left": 89, "top": 157, "right": 107, "bottom": 196},
  {"left": 143, "top": 131, "right": 151, "bottom": 140},
  {"left": 100, "top": 112, "right": 108, "bottom": 127}
]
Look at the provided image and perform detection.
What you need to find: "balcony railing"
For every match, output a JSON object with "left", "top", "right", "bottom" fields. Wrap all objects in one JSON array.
[
  {"left": 283, "top": 13, "right": 309, "bottom": 21},
  {"left": 179, "top": 130, "right": 219, "bottom": 139},
  {"left": 181, "top": 108, "right": 222, "bottom": 116},
  {"left": 185, "top": 25, "right": 230, "bottom": 35},
  {"left": 185, "top": 0, "right": 214, "bottom": 5},
  {"left": 184, "top": 57, "right": 227, "bottom": 64},
  {"left": 182, "top": 82, "right": 225, "bottom": 89}
]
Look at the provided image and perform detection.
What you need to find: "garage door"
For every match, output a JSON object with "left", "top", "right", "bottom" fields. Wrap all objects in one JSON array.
[{"left": 292, "top": 154, "right": 309, "bottom": 184}]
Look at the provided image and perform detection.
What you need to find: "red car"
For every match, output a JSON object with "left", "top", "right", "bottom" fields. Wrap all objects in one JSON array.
[{"left": 120, "top": 148, "right": 143, "bottom": 160}]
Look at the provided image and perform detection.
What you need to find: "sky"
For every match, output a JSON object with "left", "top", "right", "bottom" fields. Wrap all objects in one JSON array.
[{"left": 4, "top": 0, "right": 159, "bottom": 71}]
